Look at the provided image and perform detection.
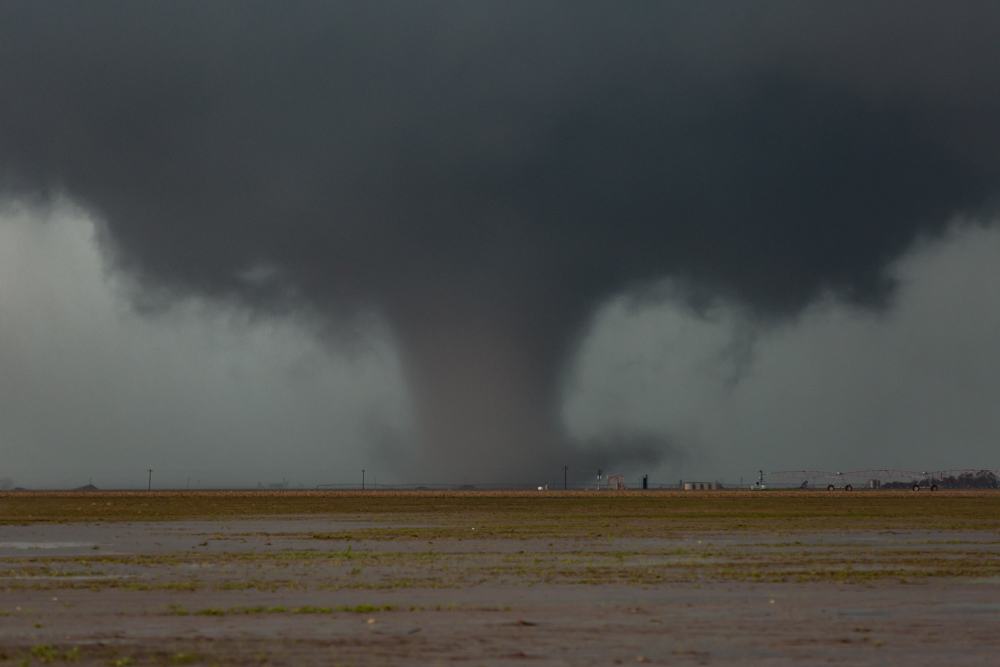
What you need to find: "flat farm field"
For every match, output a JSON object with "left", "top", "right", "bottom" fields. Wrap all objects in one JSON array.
[{"left": 1, "top": 490, "right": 999, "bottom": 665}]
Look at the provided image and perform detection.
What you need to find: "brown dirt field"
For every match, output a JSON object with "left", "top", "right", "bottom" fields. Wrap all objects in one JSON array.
[{"left": 1, "top": 491, "right": 999, "bottom": 665}]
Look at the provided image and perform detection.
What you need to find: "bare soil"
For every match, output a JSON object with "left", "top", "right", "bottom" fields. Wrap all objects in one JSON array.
[{"left": 1, "top": 491, "right": 998, "bottom": 665}]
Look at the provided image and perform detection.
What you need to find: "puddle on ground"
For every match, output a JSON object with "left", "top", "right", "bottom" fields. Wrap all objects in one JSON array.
[
  {"left": 939, "top": 602, "right": 1000, "bottom": 613},
  {"left": 835, "top": 609, "right": 891, "bottom": 618},
  {"left": 0, "top": 542, "right": 95, "bottom": 549},
  {"left": 2, "top": 574, "right": 133, "bottom": 581}
]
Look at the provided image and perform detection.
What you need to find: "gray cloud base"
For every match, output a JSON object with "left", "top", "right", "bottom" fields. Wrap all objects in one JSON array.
[{"left": 2, "top": 2, "right": 999, "bottom": 481}]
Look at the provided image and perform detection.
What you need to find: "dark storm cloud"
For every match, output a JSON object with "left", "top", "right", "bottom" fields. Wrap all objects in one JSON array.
[{"left": 2, "top": 1, "right": 999, "bottom": 480}]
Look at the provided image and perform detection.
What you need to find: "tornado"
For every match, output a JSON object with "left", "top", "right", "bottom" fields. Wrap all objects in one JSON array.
[{"left": 2, "top": 2, "right": 999, "bottom": 481}]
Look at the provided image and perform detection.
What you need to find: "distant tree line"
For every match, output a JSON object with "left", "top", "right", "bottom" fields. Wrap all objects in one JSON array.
[{"left": 882, "top": 470, "right": 999, "bottom": 489}]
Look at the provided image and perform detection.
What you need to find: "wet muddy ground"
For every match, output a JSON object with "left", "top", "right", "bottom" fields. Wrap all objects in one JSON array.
[{"left": 1, "top": 493, "right": 999, "bottom": 664}]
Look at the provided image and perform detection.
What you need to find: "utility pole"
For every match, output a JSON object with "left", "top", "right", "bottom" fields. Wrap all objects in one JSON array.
[
  {"left": 564, "top": 466, "right": 568, "bottom": 490},
  {"left": 362, "top": 469, "right": 365, "bottom": 491},
  {"left": 147, "top": 469, "right": 152, "bottom": 491}
]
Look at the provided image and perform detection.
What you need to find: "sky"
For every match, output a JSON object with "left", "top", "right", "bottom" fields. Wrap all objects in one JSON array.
[{"left": 1, "top": 2, "right": 999, "bottom": 488}]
